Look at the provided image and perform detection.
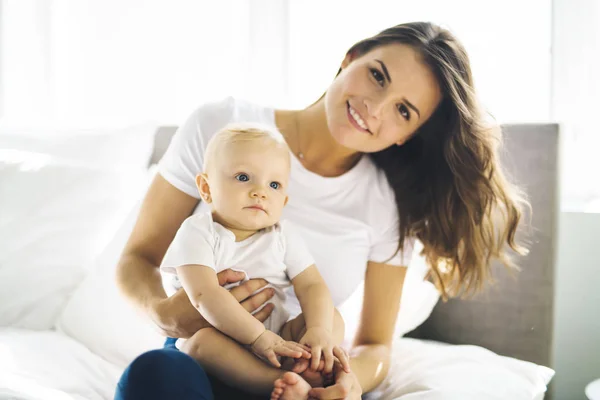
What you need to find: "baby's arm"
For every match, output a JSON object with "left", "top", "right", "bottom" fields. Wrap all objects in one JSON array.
[
  {"left": 292, "top": 265, "right": 334, "bottom": 334},
  {"left": 177, "top": 264, "right": 263, "bottom": 342},
  {"left": 176, "top": 264, "right": 309, "bottom": 366},
  {"left": 292, "top": 266, "right": 350, "bottom": 372}
]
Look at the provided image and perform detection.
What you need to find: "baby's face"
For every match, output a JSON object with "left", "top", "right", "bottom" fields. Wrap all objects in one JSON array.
[{"left": 206, "top": 140, "right": 290, "bottom": 231}]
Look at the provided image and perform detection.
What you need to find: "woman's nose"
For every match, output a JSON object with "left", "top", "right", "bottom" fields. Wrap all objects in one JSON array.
[{"left": 364, "top": 97, "right": 383, "bottom": 119}]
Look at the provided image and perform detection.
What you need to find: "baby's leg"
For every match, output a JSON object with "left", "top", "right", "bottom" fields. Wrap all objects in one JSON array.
[
  {"left": 181, "top": 327, "right": 285, "bottom": 395},
  {"left": 281, "top": 308, "right": 345, "bottom": 345}
]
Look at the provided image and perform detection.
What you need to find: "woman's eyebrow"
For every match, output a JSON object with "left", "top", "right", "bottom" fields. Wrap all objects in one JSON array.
[
  {"left": 376, "top": 59, "right": 391, "bottom": 82},
  {"left": 403, "top": 98, "right": 421, "bottom": 120}
]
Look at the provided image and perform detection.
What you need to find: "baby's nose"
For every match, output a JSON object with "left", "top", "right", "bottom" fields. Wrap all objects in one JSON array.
[{"left": 250, "top": 187, "right": 267, "bottom": 199}]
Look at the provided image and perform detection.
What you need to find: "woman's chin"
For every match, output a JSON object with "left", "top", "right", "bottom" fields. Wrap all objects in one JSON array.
[
  {"left": 332, "top": 131, "right": 380, "bottom": 154},
  {"left": 330, "top": 126, "right": 362, "bottom": 148}
]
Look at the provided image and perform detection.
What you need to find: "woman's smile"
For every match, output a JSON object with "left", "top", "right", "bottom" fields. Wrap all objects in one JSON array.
[{"left": 347, "top": 101, "right": 371, "bottom": 134}]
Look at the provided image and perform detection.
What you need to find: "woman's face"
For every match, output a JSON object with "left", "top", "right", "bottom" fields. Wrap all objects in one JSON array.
[{"left": 325, "top": 43, "right": 442, "bottom": 153}]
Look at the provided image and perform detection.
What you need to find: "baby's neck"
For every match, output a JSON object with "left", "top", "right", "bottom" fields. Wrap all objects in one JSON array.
[
  {"left": 211, "top": 212, "right": 260, "bottom": 242},
  {"left": 228, "top": 227, "right": 259, "bottom": 242}
]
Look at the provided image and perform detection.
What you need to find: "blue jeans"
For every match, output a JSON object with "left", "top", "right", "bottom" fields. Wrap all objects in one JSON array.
[
  {"left": 115, "top": 338, "right": 267, "bottom": 400},
  {"left": 114, "top": 338, "right": 214, "bottom": 400}
]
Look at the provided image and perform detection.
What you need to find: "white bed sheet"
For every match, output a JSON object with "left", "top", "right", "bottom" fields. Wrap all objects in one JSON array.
[
  {"left": 0, "top": 328, "right": 553, "bottom": 400},
  {"left": 0, "top": 328, "right": 121, "bottom": 400}
]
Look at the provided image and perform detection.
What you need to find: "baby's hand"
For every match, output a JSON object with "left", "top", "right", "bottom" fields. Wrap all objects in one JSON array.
[
  {"left": 250, "top": 329, "right": 311, "bottom": 368},
  {"left": 299, "top": 327, "right": 351, "bottom": 374}
]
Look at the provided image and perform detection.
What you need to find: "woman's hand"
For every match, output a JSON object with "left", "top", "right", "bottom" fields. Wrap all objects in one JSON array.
[
  {"left": 309, "top": 362, "right": 362, "bottom": 400},
  {"left": 150, "top": 269, "right": 275, "bottom": 338}
]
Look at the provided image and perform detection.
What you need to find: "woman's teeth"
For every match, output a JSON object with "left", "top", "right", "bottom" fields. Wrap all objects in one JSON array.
[{"left": 349, "top": 105, "right": 369, "bottom": 131}]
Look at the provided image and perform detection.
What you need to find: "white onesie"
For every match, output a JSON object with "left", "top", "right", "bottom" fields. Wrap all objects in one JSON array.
[{"left": 160, "top": 211, "right": 315, "bottom": 334}]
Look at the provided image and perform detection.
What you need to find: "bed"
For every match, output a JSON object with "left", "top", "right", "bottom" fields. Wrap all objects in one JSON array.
[{"left": 0, "top": 122, "right": 558, "bottom": 399}]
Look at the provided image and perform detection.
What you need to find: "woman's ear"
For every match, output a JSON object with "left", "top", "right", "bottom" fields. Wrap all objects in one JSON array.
[{"left": 195, "top": 173, "right": 212, "bottom": 203}]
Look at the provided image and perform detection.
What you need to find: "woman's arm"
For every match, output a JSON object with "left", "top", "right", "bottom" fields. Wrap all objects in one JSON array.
[
  {"left": 310, "top": 261, "right": 407, "bottom": 399},
  {"left": 351, "top": 261, "right": 407, "bottom": 391},
  {"left": 115, "top": 174, "right": 275, "bottom": 338}
]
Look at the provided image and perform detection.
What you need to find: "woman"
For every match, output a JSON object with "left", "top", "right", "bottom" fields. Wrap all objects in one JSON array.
[{"left": 115, "top": 22, "right": 527, "bottom": 400}]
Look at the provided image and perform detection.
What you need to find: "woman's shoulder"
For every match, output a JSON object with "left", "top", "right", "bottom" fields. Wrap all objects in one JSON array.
[
  {"left": 361, "top": 156, "right": 399, "bottom": 220},
  {"left": 172, "top": 97, "right": 275, "bottom": 150},
  {"left": 361, "top": 157, "right": 396, "bottom": 201},
  {"left": 187, "top": 96, "right": 236, "bottom": 131}
]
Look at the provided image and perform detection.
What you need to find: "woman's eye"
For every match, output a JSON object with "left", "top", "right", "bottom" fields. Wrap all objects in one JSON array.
[
  {"left": 270, "top": 182, "right": 280, "bottom": 190},
  {"left": 397, "top": 104, "right": 410, "bottom": 121},
  {"left": 370, "top": 68, "right": 385, "bottom": 87},
  {"left": 235, "top": 173, "right": 249, "bottom": 182}
]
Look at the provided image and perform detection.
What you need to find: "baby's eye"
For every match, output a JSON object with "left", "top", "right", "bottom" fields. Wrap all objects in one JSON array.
[
  {"left": 235, "top": 173, "right": 249, "bottom": 182},
  {"left": 270, "top": 182, "right": 281, "bottom": 190}
]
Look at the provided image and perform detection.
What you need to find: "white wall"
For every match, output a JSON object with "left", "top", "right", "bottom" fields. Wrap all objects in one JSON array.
[
  {"left": 551, "top": 1, "right": 600, "bottom": 397},
  {"left": 552, "top": 212, "right": 600, "bottom": 399},
  {"left": 0, "top": 0, "right": 552, "bottom": 126},
  {"left": 552, "top": 0, "right": 600, "bottom": 210}
]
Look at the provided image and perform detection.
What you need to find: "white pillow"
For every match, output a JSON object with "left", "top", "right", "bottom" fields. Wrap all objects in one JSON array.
[
  {"left": 56, "top": 174, "right": 165, "bottom": 369},
  {"left": 367, "top": 338, "right": 554, "bottom": 400},
  {"left": 0, "top": 123, "right": 158, "bottom": 168},
  {"left": 0, "top": 150, "right": 148, "bottom": 329}
]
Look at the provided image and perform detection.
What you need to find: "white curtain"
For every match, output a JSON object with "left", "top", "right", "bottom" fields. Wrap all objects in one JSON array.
[
  {"left": 5, "top": 0, "right": 599, "bottom": 209},
  {"left": 0, "top": 0, "right": 552, "bottom": 124},
  {"left": 0, "top": 0, "right": 288, "bottom": 125},
  {"left": 286, "top": 0, "right": 552, "bottom": 123}
]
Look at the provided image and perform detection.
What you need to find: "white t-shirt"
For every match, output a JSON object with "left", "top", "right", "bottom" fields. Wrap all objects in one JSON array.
[
  {"left": 160, "top": 211, "right": 314, "bottom": 332},
  {"left": 158, "top": 97, "right": 414, "bottom": 318}
]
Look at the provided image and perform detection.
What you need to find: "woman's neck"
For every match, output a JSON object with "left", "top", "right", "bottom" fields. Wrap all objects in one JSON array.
[{"left": 276, "top": 99, "right": 363, "bottom": 177}]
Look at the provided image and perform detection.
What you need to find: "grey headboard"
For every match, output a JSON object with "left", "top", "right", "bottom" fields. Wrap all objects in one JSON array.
[
  {"left": 408, "top": 123, "right": 559, "bottom": 368},
  {"left": 151, "top": 124, "right": 559, "bottom": 367}
]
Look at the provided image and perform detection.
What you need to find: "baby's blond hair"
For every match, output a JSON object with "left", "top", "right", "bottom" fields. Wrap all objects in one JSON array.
[{"left": 203, "top": 123, "right": 290, "bottom": 173}]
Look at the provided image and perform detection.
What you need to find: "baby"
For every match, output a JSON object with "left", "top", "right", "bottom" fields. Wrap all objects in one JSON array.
[{"left": 160, "top": 123, "right": 349, "bottom": 399}]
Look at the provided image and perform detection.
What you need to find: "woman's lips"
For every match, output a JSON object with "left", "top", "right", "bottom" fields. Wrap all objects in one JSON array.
[{"left": 347, "top": 102, "right": 371, "bottom": 134}]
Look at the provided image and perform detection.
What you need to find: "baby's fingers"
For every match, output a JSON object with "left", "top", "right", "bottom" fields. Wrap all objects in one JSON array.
[
  {"left": 287, "top": 341, "right": 312, "bottom": 358},
  {"left": 333, "top": 346, "right": 351, "bottom": 373},
  {"left": 298, "top": 343, "right": 312, "bottom": 355},
  {"left": 323, "top": 347, "right": 335, "bottom": 374},
  {"left": 275, "top": 344, "right": 303, "bottom": 359},
  {"left": 310, "top": 346, "right": 322, "bottom": 371},
  {"left": 265, "top": 350, "right": 281, "bottom": 368}
]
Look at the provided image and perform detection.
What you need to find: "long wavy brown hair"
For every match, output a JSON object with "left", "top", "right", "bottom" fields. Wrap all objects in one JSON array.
[{"left": 345, "top": 22, "right": 529, "bottom": 299}]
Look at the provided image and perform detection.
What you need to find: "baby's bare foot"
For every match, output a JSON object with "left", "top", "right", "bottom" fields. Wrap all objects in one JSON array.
[{"left": 271, "top": 372, "right": 312, "bottom": 400}]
